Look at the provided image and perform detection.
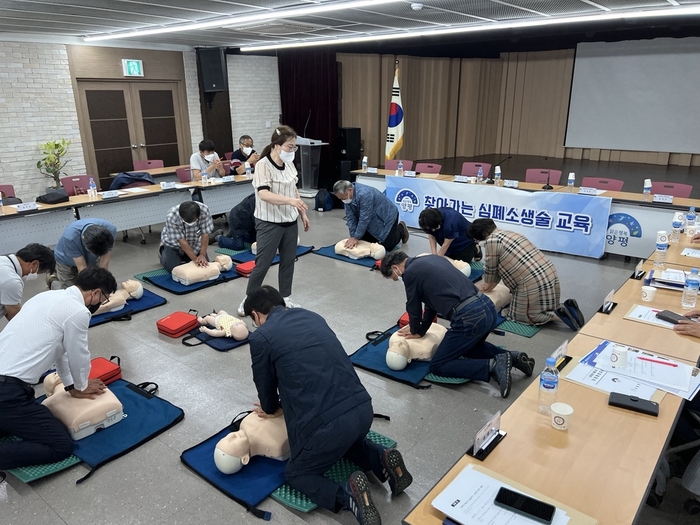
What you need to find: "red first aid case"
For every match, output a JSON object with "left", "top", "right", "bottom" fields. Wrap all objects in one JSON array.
[
  {"left": 88, "top": 356, "right": 122, "bottom": 385},
  {"left": 236, "top": 261, "right": 255, "bottom": 277},
  {"left": 398, "top": 311, "right": 438, "bottom": 328},
  {"left": 157, "top": 310, "right": 199, "bottom": 338}
]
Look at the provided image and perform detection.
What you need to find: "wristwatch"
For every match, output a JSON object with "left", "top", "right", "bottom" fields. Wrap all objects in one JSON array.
[{"left": 64, "top": 384, "right": 75, "bottom": 392}]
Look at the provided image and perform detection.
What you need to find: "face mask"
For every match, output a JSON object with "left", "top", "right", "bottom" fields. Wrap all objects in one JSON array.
[
  {"left": 204, "top": 153, "right": 217, "bottom": 162},
  {"left": 23, "top": 266, "right": 38, "bottom": 281},
  {"left": 182, "top": 218, "right": 198, "bottom": 227},
  {"left": 393, "top": 268, "right": 403, "bottom": 282},
  {"left": 87, "top": 303, "right": 101, "bottom": 315},
  {"left": 242, "top": 147, "right": 253, "bottom": 156},
  {"left": 342, "top": 198, "right": 352, "bottom": 204},
  {"left": 279, "top": 150, "right": 295, "bottom": 163}
]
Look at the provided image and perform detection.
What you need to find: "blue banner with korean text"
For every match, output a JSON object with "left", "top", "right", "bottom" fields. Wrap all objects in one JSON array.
[{"left": 385, "top": 177, "right": 611, "bottom": 258}]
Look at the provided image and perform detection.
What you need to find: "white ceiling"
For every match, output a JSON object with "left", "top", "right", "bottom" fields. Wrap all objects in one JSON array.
[{"left": 0, "top": 0, "right": 699, "bottom": 49}]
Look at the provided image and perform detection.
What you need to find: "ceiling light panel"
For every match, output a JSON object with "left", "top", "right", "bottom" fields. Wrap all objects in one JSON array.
[
  {"left": 350, "top": 3, "right": 487, "bottom": 25},
  {"left": 304, "top": 9, "right": 446, "bottom": 30},
  {"left": 425, "top": 0, "right": 542, "bottom": 21},
  {"left": 502, "top": 0, "right": 603, "bottom": 16},
  {"left": 589, "top": 0, "right": 673, "bottom": 9}
]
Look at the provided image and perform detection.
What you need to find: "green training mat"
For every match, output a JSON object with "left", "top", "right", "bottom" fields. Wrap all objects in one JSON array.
[
  {"left": 134, "top": 268, "right": 169, "bottom": 283},
  {"left": 270, "top": 430, "right": 397, "bottom": 513},
  {"left": 470, "top": 261, "right": 484, "bottom": 271},
  {"left": 424, "top": 374, "right": 470, "bottom": 384},
  {"left": 496, "top": 319, "right": 543, "bottom": 338},
  {"left": 214, "top": 247, "right": 250, "bottom": 257},
  {"left": 1, "top": 436, "right": 82, "bottom": 483}
]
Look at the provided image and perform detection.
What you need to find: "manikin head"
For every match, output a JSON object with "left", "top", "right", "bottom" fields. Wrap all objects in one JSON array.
[
  {"left": 370, "top": 243, "right": 386, "bottom": 260},
  {"left": 121, "top": 279, "right": 143, "bottom": 299},
  {"left": 386, "top": 339, "right": 411, "bottom": 370},
  {"left": 215, "top": 254, "right": 233, "bottom": 271},
  {"left": 43, "top": 372, "right": 63, "bottom": 396},
  {"left": 214, "top": 431, "right": 251, "bottom": 474}
]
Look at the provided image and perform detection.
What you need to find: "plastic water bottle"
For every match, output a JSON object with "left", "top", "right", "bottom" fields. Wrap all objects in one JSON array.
[
  {"left": 682, "top": 268, "right": 700, "bottom": 310},
  {"left": 494, "top": 166, "right": 502, "bottom": 186},
  {"left": 361, "top": 156, "right": 368, "bottom": 173},
  {"left": 477, "top": 166, "right": 484, "bottom": 184},
  {"left": 654, "top": 231, "right": 668, "bottom": 268},
  {"left": 0, "top": 197, "right": 3, "bottom": 215},
  {"left": 671, "top": 217, "right": 683, "bottom": 243},
  {"left": 201, "top": 171, "right": 208, "bottom": 185},
  {"left": 537, "top": 357, "right": 559, "bottom": 415},
  {"left": 397, "top": 160, "right": 404, "bottom": 177},
  {"left": 88, "top": 177, "right": 97, "bottom": 200},
  {"left": 686, "top": 206, "right": 697, "bottom": 237},
  {"left": 245, "top": 162, "right": 252, "bottom": 179},
  {"left": 567, "top": 172, "right": 575, "bottom": 193},
  {"left": 643, "top": 179, "right": 652, "bottom": 202}
]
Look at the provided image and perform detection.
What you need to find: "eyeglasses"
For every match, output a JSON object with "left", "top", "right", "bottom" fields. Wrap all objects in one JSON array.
[
  {"left": 240, "top": 143, "right": 254, "bottom": 148},
  {"left": 281, "top": 144, "right": 298, "bottom": 152},
  {"left": 98, "top": 290, "right": 110, "bottom": 305}
]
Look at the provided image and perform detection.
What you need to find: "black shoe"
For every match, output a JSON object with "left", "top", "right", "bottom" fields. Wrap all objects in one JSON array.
[
  {"left": 380, "top": 448, "right": 412, "bottom": 496},
  {"left": 399, "top": 221, "right": 409, "bottom": 243},
  {"left": 509, "top": 351, "right": 535, "bottom": 377},
  {"left": 556, "top": 305, "right": 580, "bottom": 331},
  {"left": 343, "top": 471, "right": 381, "bottom": 525},
  {"left": 491, "top": 352, "right": 512, "bottom": 398},
  {"left": 564, "top": 299, "right": 585, "bottom": 327}
]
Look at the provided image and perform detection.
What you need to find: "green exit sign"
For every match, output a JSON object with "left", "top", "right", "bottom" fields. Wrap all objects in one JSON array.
[{"left": 122, "top": 59, "right": 144, "bottom": 77}]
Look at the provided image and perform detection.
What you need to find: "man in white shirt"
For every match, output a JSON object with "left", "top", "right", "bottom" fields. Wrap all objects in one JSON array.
[
  {"left": 0, "top": 243, "right": 55, "bottom": 322},
  {"left": 189, "top": 139, "right": 225, "bottom": 182},
  {"left": 0, "top": 267, "right": 117, "bottom": 470}
]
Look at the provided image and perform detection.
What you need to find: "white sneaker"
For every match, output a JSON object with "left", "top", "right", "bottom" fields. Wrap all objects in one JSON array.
[
  {"left": 238, "top": 297, "right": 247, "bottom": 317},
  {"left": 283, "top": 297, "right": 301, "bottom": 308}
]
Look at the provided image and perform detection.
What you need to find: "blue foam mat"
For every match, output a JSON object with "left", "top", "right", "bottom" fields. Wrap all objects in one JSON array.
[
  {"left": 220, "top": 245, "right": 314, "bottom": 264},
  {"left": 89, "top": 289, "right": 167, "bottom": 327},
  {"left": 181, "top": 427, "right": 284, "bottom": 520},
  {"left": 182, "top": 328, "right": 250, "bottom": 352},
  {"left": 144, "top": 266, "right": 241, "bottom": 295},
  {"left": 349, "top": 326, "right": 432, "bottom": 388},
  {"left": 313, "top": 245, "right": 377, "bottom": 268}
]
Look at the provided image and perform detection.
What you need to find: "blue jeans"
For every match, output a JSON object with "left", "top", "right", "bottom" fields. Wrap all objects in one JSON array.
[
  {"left": 429, "top": 295, "right": 505, "bottom": 380},
  {"left": 217, "top": 232, "right": 252, "bottom": 251}
]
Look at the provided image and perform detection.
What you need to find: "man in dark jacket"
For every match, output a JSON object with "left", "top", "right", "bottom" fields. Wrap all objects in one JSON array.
[
  {"left": 216, "top": 193, "right": 256, "bottom": 250},
  {"left": 244, "top": 286, "right": 412, "bottom": 525}
]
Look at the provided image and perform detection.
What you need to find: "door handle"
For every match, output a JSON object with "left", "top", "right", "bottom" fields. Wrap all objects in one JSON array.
[
  {"left": 140, "top": 143, "right": 146, "bottom": 148},
  {"left": 131, "top": 144, "right": 138, "bottom": 149}
]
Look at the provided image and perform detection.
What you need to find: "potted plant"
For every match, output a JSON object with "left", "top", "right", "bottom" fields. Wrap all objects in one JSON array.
[{"left": 37, "top": 139, "right": 71, "bottom": 189}]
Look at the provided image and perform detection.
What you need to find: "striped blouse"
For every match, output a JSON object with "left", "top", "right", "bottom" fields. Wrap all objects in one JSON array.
[{"left": 253, "top": 155, "right": 299, "bottom": 224}]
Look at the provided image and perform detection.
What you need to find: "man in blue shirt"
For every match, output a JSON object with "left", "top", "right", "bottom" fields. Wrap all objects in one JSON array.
[
  {"left": 379, "top": 251, "right": 535, "bottom": 398},
  {"left": 333, "top": 180, "right": 409, "bottom": 251},
  {"left": 51, "top": 219, "right": 117, "bottom": 289},
  {"left": 244, "top": 286, "right": 412, "bottom": 525},
  {"left": 419, "top": 207, "right": 480, "bottom": 262}
]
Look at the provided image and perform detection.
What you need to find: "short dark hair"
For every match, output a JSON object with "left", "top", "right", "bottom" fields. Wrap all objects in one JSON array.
[
  {"left": 418, "top": 208, "right": 442, "bottom": 233},
  {"left": 468, "top": 218, "right": 497, "bottom": 241},
  {"left": 16, "top": 243, "right": 55, "bottom": 274},
  {"left": 239, "top": 135, "right": 253, "bottom": 144},
  {"left": 179, "top": 201, "right": 201, "bottom": 223},
  {"left": 75, "top": 267, "right": 117, "bottom": 296},
  {"left": 243, "top": 285, "right": 285, "bottom": 317},
  {"left": 379, "top": 250, "right": 409, "bottom": 277},
  {"left": 83, "top": 225, "right": 114, "bottom": 257},
  {"left": 199, "top": 139, "right": 216, "bottom": 152}
]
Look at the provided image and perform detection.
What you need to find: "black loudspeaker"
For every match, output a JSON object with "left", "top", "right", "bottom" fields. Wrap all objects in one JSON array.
[
  {"left": 339, "top": 160, "right": 359, "bottom": 183},
  {"left": 338, "top": 127, "right": 361, "bottom": 161},
  {"left": 198, "top": 48, "right": 227, "bottom": 93}
]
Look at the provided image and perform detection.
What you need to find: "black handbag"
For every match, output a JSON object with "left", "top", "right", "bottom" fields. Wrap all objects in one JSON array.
[{"left": 36, "top": 189, "right": 69, "bottom": 204}]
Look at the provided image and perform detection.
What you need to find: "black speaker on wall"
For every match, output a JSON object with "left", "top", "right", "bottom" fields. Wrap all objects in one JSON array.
[
  {"left": 339, "top": 160, "right": 359, "bottom": 183},
  {"left": 198, "top": 48, "right": 227, "bottom": 93},
  {"left": 338, "top": 127, "right": 361, "bottom": 161}
]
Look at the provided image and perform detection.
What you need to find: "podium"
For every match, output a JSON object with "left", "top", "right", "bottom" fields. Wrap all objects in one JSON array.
[{"left": 295, "top": 137, "right": 328, "bottom": 198}]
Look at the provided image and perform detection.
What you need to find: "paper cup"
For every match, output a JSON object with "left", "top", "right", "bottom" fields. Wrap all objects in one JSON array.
[
  {"left": 551, "top": 403, "right": 574, "bottom": 431},
  {"left": 641, "top": 286, "right": 656, "bottom": 302},
  {"left": 610, "top": 345, "right": 628, "bottom": 368}
]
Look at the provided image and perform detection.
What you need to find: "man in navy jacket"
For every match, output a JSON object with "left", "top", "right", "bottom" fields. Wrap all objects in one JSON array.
[
  {"left": 333, "top": 180, "right": 409, "bottom": 251},
  {"left": 244, "top": 286, "right": 412, "bottom": 525}
]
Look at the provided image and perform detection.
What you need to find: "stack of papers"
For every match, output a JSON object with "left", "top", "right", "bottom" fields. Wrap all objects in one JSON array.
[
  {"left": 624, "top": 304, "right": 676, "bottom": 329},
  {"left": 648, "top": 268, "right": 688, "bottom": 291},
  {"left": 573, "top": 340, "right": 700, "bottom": 400},
  {"left": 681, "top": 247, "right": 700, "bottom": 259}
]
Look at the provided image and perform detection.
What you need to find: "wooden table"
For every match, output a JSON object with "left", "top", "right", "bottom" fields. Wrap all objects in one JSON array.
[
  {"left": 403, "top": 333, "right": 683, "bottom": 525},
  {"left": 663, "top": 238, "right": 700, "bottom": 268},
  {"left": 555, "top": 187, "right": 700, "bottom": 210},
  {"left": 109, "top": 164, "right": 189, "bottom": 182}
]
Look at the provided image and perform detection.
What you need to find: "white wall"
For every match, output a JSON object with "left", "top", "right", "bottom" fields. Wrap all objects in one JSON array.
[
  {"left": 183, "top": 51, "right": 203, "bottom": 153},
  {"left": 227, "top": 55, "right": 281, "bottom": 153},
  {"left": 0, "top": 41, "right": 85, "bottom": 201}
]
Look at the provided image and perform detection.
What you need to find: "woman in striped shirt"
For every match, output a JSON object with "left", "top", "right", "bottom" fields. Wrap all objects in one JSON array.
[{"left": 238, "top": 126, "right": 310, "bottom": 315}]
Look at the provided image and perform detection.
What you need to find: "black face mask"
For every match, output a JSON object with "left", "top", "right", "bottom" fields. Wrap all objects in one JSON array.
[{"left": 87, "top": 303, "right": 101, "bottom": 315}]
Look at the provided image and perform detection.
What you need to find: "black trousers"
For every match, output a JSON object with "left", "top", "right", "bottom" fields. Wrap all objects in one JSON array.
[
  {"left": 360, "top": 217, "right": 402, "bottom": 252},
  {"left": 449, "top": 243, "right": 480, "bottom": 264},
  {"left": 285, "top": 401, "right": 385, "bottom": 512},
  {"left": 0, "top": 381, "right": 73, "bottom": 469}
]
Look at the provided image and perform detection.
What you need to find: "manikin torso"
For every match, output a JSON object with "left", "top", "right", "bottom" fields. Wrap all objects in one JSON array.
[
  {"left": 198, "top": 309, "right": 248, "bottom": 340},
  {"left": 171, "top": 255, "right": 233, "bottom": 285},
  {"left": 334, "top": 239, "right": 386, "bottom": 260},
  {"left": 386, "top": 323, "right": 446, "bottom": 370},
  {"left": 95, "top": 279, "right": 143, "bottom": 315},
  {"left": 214, "top": 412, "right": 290, "bottom": 474}
]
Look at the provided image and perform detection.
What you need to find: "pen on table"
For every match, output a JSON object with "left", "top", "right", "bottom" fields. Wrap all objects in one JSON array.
[
  {"left": 634, "top": 270, "right": 645, "bottom": 278},
  {"left": 638, "top": 356, "right": 678, "bottom": 367}
]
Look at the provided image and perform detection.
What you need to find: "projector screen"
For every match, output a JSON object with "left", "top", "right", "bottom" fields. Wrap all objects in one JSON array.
[{"left": 565, "top": 38, "right": 700, "bottom": 154}]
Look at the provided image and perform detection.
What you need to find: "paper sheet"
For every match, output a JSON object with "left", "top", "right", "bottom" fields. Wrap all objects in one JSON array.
[
  {"left": 98, "top": 190, "right": 127, "bottom": 196},
  {"left": 681, "top": 248, "right": 700, "bottom": 258},
  {"left": 565, "top": 362, "right": 657, "bottom": 400},
  {"left": 122, "top": 187, "right": 149, "bottom": 193},
  {"left": 174, "top": 183, "right": 189, "bottom": 189},
  {"left": 432, "top": 465, "right": 570, "bottom": 525},
  {"left": 624, "top": 304, "right": 675, "bottom": 330}
]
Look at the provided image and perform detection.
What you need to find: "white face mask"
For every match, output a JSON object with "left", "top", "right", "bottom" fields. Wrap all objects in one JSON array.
[
  {"left": 242, "top": 147, "right": 253, "bottom": 156},
  {"left": 279, "top": 150, "right": 295, "bottom": 163},
  {"left": 393, "top": 268, "right": 403, "bottom": 282},
  {"left": 182, "top": 218, "right": 197, "bottom": 227},
  {"left": 342, "top": 198, "right": 352, "bottom": 204},
  {"left": 23, "top": 270, "right": 38, "bottom": 282},
  {"left": 204, "top": 153, "right": 217, "bottom": 162}
]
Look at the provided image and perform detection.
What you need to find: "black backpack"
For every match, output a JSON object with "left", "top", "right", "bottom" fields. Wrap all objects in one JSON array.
[{"left": 314, "top": 188, "right": 334, "bottom": 212}]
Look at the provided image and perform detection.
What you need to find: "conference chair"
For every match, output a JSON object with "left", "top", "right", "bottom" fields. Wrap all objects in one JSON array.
[
  {"left": 581, "top": 177, "right": 624, "bottom": 191},
  {"left": 414, "top": 162, "right": 442, "bottom": 174},
  {"left": 224, "top": 152, "right": 234, "bottom": 161},
  {"left": 176, "top": 167, "right": 192, "bottom": 183},
  {"left": 525, "top": 169, "right": 562, "bottom": 185},
  {"left": 385, "top": 159, "right": 414, "bottom": 171},
  {"left": 461, "top": 162, "right": 492, "bottom": 176},
  {"left": 0, "top": 184, "right": 16, "bottom": 198},
  {"left": 60, "top": 175, "right": 96, "bottom": 196},
  {"left": 651, "top": 182, "right": 693, "bottom": 198},
  {"left": 133, "top": 160, "right": 164, "bottom": 171}
]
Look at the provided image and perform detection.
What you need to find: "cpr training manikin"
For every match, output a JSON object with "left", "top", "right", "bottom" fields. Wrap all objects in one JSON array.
[
  {"left": 198, "top": 310, "right": 249, "bottom": 340},
  {"left": 93, "top": 279, "right": 144, "bottom": 316},
  {"left": 334, "top": 239, "right": 386, "bottom": 260},
  {"left": 171, "top": 255, "right": 233, "bottom": 286}
]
